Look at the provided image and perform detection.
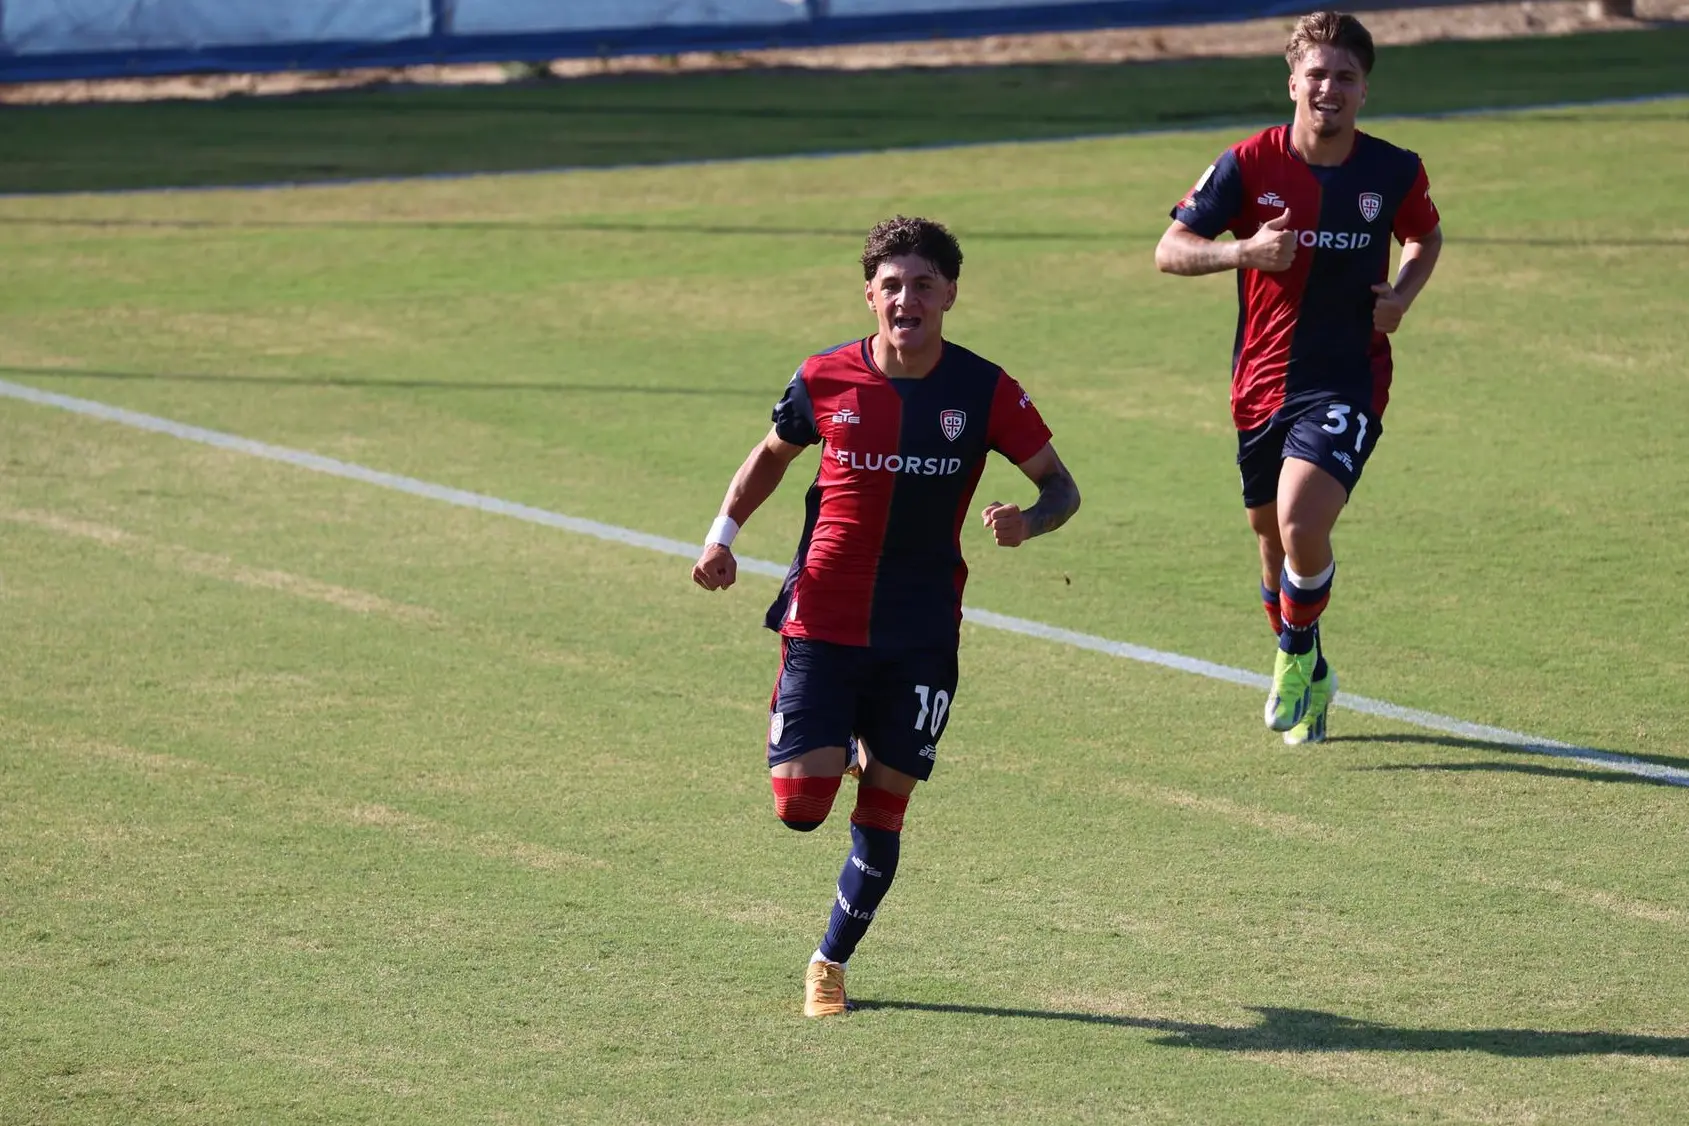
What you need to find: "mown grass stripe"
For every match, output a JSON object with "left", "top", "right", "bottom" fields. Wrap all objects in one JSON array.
[{"left": 3, "top": 375, "right": 1681, "bottom": 788}]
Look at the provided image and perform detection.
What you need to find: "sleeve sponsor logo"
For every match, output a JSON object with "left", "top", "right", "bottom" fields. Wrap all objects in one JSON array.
[{"left": 1180, "top": 163, "right": 1218, "bottom": 208}]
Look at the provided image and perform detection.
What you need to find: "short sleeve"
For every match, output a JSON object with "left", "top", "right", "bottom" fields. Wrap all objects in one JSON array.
[
  {"left": 987, "top": 372, "right": 1053, "bottom": 465},
  {"left": 1170, "top": 148, "right": 1245, "bottom": 239},
  {"left": 770, "top": 365, "right": 819, "bottom": 447},
  {"left": 1393, "top": 160, "right": 1440, "bottom": 243}
]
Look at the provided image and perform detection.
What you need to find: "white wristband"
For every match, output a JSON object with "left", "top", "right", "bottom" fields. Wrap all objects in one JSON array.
[{"left": 706, "top": 515, "right": 740, "bottom": 548}]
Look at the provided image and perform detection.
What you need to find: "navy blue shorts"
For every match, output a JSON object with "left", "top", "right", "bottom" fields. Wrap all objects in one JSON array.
[
  {"left": 1237, "top": 399, "right": 1384, "bottom": 509},
  {"left": 767, "top": 636, "right": 959, "bottom": 782}
]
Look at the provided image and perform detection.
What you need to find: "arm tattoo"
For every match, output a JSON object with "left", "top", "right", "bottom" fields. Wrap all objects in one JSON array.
[
  {"left": 1022, "top": 467, "right": 1081, "bottom": 539},
  {"left": 1157, "top": 232, "right": 1241, "bottom": 277}
]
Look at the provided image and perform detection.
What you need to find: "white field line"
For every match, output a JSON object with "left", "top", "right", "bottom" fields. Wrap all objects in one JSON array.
[{"left": 3, "top": 376, "right": 1684, "bottom": 788}]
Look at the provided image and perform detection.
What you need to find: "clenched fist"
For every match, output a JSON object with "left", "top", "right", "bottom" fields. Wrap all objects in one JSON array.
[
  {"left": 981, "top": 501, "right": 1029, "bottom": 548},
  {"left": 692, "top": 544, "right": 737, "bottom": 590},
  {"left": 1371, "top": 282, "right": 1408, "bottom": 333}
]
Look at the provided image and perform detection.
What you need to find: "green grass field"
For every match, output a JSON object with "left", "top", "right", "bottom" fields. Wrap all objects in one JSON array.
[{"left": 3, "top": 32, "right": 1689, "bottom": 1124}]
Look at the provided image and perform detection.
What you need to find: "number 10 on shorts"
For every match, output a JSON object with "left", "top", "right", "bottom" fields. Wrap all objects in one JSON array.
[{"left": 913, "top": 685, "right": 950, "bottom": 737}]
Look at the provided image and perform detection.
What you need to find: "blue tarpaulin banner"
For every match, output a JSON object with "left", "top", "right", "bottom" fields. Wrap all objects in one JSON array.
[
  {"left": 3, "top": 1, "right": 429, "bottom": 55},
  {"left": 0, "top": 0, "right": 1307, "bottom": 83}
]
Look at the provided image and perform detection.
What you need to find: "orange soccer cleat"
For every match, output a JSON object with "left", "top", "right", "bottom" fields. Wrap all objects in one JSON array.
[{"left": 803, "top": 959, "right": 849, "bottom": 1018}]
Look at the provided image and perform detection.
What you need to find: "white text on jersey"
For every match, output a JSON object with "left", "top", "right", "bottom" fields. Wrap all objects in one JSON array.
[
  {"left": 833, "top": 449, "right": 964, "bottom": 476},
  {"left": 1292, "top": 230, "right": 1374, "bottom": 250}
]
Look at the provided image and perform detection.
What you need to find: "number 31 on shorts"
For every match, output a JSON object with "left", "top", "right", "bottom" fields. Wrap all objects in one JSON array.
[{"left": 1320, "top": 403, "right": 1370, "bottom": 452}]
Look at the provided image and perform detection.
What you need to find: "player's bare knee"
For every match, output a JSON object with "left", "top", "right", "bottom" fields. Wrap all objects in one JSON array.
[
  {"left": 1278, "top": 506, "right": 1329, "bottom": 550},
  {"left": 771, "top": 774, "right": 841, "bottom": 831},
  {"left": 1281, "top": 537, "right": 1333, "bottom": 579}
]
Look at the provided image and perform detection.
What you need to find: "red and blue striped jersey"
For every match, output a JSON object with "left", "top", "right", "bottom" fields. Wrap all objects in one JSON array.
[
  {"left": 764, "top": 338, "right": 1053, "bottom": 649},
  {"left": 1172, "top": 125, "right": 1440, "bottom": 429}
]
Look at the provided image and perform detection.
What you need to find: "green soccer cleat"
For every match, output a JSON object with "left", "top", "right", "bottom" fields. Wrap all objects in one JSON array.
[
  {"left": 1264, "top": 647, "right": 1317, "bottom": 732},
  {"left": 1283, "top": 666, "right": 1337, "bottom": 745}
]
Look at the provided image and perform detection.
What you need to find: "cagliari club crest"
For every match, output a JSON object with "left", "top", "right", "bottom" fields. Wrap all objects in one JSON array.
[
  {"left": 940, "top": 409, "right": 966, "bottom": 441},
  {"left": 1359, "top": 192, "right": 1383, "bottom": 223}
]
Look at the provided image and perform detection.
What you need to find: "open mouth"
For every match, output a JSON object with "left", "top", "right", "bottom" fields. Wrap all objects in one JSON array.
[
  {"left": 1313, "top": 99, "right": 1342, "bottom": 115},
  {"left": 892, "top": 315, "right": 922, "bottom": 331}
]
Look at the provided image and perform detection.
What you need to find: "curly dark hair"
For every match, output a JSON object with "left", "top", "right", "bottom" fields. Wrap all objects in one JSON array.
[
  {"left": 860, "top": 216, "right": 963, "bottom": 282},
  {"left": 1285, "top": 11, "right": 1375, "bottom": 75}
]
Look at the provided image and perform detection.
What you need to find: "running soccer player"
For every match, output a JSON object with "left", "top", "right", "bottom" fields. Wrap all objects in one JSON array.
[
  {"left": 691, "top": 216, "right": 1080, "bottom": 1017},
  {"left": 1153, "top": 10, "right": 1442, "bottom": 744}
]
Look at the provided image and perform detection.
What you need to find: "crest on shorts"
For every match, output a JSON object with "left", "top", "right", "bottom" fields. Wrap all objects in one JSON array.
[
  {"left": 1359, "top": 192, "right": 1383, "bottom": 222},
  {"left": 769, "top": 711, "right": 784, "bottom": 745},
  {"left": 939, "top": 409, "right": 966, "bottom": 441}
]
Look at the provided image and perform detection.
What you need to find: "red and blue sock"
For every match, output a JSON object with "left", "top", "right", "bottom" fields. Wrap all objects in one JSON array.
[
  {"left": 1278, "top": 561, "right": 1334, "bottom": 657},
  {"left": 1261, "top": 581, "right": 1284, "bottom": 636}
]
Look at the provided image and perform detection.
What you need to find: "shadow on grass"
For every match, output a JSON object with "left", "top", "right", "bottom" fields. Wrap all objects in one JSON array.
[
  {"left": 4, "top": 216, "right": 1686, "bottom": 251},
  {"left": 1450, "top": 107, "right": 1689, "bottom": 124},
  {"left": 850, "top": 1002, "right": 1689, "bottom": 1056},
  {"left": 1457, "top": 236, "right": 1689, "bottom": 249},
  {"left": 0, "top": 215, "right": 1128, "bottom": 242},
  {"left": 1362, "top": 761, "right": 1686, "bottom": 788},
  {"left": 0, "top": 364, "right": 770, "bottom": 398},
  {"left": 0, "top": 28, "right": 1684, "bottom": 193},
  {"left": 1325, "top": 732, "right": 1689, "bottom": 776}
]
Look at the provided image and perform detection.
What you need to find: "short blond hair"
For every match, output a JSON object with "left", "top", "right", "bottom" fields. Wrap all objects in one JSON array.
[{"left": 1285, "top": 11, "right": 1375, "bottom": 74}]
